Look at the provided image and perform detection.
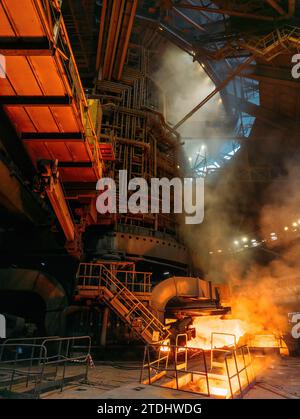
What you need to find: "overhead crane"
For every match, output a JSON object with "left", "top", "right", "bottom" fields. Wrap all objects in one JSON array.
[
  {"left": 0, "top": 0, "right": 107, "bottom": 257},
  {"left": 1, "top": 0, "right": 299, "bottom": 256},
  {"left": 0, "top": 0, "right": 179, "bottom": 345}
]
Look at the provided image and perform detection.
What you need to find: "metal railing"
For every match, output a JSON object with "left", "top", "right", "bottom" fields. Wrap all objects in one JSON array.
[
  {"left": 111, "top": 270, "right": 152, "bottom": 294},
  {"left": 76, "top": 263, "right": 170, "bottom": 343},
  {"left": 247, "top": 333, "right": 289, "bottom": 356},
  {"left": 0, "top": 336, "right": 91, "bottom": 398},
  {"left": 140, "top": 340, "right": 256, "bottom": 399},
  {"left": 37, "top": 0, "right": 103, "bottom": 176},
  {"left": 210, "top": 332, "right": 237, "bottom": 371},
  {"left": 77, "top": 263, "right": 152, "bottom": 294},
  {"left": 175, "top": 334, "right": 188, "bottom": 370},
  {"left": 140, "top": 342, "right": 211, "bottom": 397},
  {"left": 241, "top": 25, "right": 300, "bottom": 61},
  {"left": 87, "top": 261, "right": 152, "bottom": 294},
  {"left": 224, "top": 345, "right": 255, "bottom": 399},
  {"left": 0, "top": 343, "right": 48, "bottom": 398},
  {"left": 0, "top": 336, "right": 60, "bottom": 364},
  {"left": 199, "top": 25, "right": 300, "bottom": 62}
]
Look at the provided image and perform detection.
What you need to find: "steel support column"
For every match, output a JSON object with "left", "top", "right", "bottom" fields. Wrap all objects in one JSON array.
[
  {"left": 100, "top": 307, "right": 110, "bottom": 347},
  {"left": 173, "top": 3, "right": 275, "bottom": 21},
  {"left": 265, "top": 0, "right": 286, "bottom": 15},
  {"left": 173, "top": 56, "right": 255, "bottom": 130}
]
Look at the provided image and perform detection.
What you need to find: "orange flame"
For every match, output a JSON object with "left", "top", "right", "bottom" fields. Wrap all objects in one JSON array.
[
  {"left": 187, "top": 315, "right": 247, "bottom": 350},
  {"left": 211, "top": 386, "right": 228, "bottom": 397}
]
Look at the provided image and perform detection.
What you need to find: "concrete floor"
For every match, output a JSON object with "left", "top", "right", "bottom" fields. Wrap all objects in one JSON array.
[
  {"left": 245, "top": 356, "right": 300, "bottom": 399},
  {"left": 43, "top": 356, "right": 300, "bottom": 399}
]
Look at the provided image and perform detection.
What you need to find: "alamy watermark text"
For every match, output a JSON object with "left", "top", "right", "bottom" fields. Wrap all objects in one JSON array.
[{"left": 96, "top": 170, "right": 204, "bottom": 225}]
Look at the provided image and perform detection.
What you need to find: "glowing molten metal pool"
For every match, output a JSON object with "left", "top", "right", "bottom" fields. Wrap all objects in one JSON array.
[
  {"left": 152, "top": 315, "right": 287, "bottom": 398},
  {"left": 187, "top": 315, "right": 247, "bottom": 350}
]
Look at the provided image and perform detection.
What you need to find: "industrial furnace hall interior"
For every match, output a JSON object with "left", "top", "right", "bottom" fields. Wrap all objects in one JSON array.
[{"left": 1, "top": 0, "right": 300, "bottom": 401}]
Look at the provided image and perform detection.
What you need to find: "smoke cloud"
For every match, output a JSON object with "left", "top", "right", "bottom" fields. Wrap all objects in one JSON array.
[
  {"left": 152, "top": 43, "right": 300, "bottom": 338},
  {"left": 226, "top": 159, "right": 300, "bottom": 336},
  {"left": 152, "top": 44, "right": 242, "bottom": 283},
  {"left": 151, "top": 44, "right": 228, "bottom": 165}
]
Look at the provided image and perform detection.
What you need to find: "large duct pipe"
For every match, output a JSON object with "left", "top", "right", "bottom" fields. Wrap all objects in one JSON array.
[
  {"left": 0, "top": 268, "right": 68, "bottom": 336},
  {"left": 150, "top": 276, "right": 211, "bottom": 322}
]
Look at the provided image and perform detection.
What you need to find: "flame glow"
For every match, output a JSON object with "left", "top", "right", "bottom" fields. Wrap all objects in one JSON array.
[
  {"left": 160, "top": 340, "right": 171, "bottom": 352},
  {"left": 187, "top": 315, "right": 247, "bottom": 350},
  {"left": 211, "top": 386, "right": 228, "bottom": 397}
]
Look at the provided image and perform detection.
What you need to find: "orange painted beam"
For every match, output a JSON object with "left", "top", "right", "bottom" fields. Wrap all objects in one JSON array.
[
  {"left": 102, "top": 0, "right": 123, "bottom": 79},
  {"left": 116, "top": 0, "right": 138, "bottom": 80},
  {"left": 0, "top": 0, "right": 103, "bottom": 184},
  {"left": 96, "top": 0, "right": 107, "bottom": 73},
  {"left": 46, "top": 174, "right": 75, "bottom": 242}
]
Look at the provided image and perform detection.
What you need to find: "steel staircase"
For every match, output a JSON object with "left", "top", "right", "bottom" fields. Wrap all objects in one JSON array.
[
  {"left": 199, "top": 25, "right": 300, "bottom": 62},
  {"left": 240, "top": 26, "right": 300, "bottom": 61},
  {"left": 76, "top": 263, "right": 170, "bottom": 344}
]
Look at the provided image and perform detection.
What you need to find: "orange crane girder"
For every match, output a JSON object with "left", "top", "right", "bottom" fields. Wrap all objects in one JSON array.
[
  {"left": 0, "top": 0, "right": 105, "bottom": 254},
  {"left": 0, "top": 0, "right": 103, "bottom": 183}
]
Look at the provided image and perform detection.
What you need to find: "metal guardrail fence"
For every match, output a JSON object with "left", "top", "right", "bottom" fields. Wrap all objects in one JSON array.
[
  {"left": 76, "top": 263, "right": 170, "bottom": 343},
  {"left": 140, "top": 336, "right": 256, "bottom": 399},
  {"left": 140, "top": 341, "right": 211, "bottom": 397},
  {"left": 0, "top": 336, "right": 91, "bottom": 398},
  {"left": 224, "top": 345, "right": 255, "bottom": 399},
  {"left": 77, "top": 262, "right": 152, "bottom": 294}
]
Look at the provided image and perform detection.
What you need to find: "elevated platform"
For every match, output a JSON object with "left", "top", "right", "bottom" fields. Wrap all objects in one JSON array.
[
  {"left": 0, "top": 0, "right": 102, "bottom": 183},
  {"left": 75, "top": 262, "right": 170, "bottom": 344}
]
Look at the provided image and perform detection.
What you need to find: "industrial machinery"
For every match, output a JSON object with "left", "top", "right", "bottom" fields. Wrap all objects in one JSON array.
[
  {"left": 0, "top": 3, "right": 300, "bottom": 402},
  {"left": 74, "top": 262, "right": 230, "bottom": 346},
  {"left": 0, "top": 0, "right": 191, "bottom": 343}
]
